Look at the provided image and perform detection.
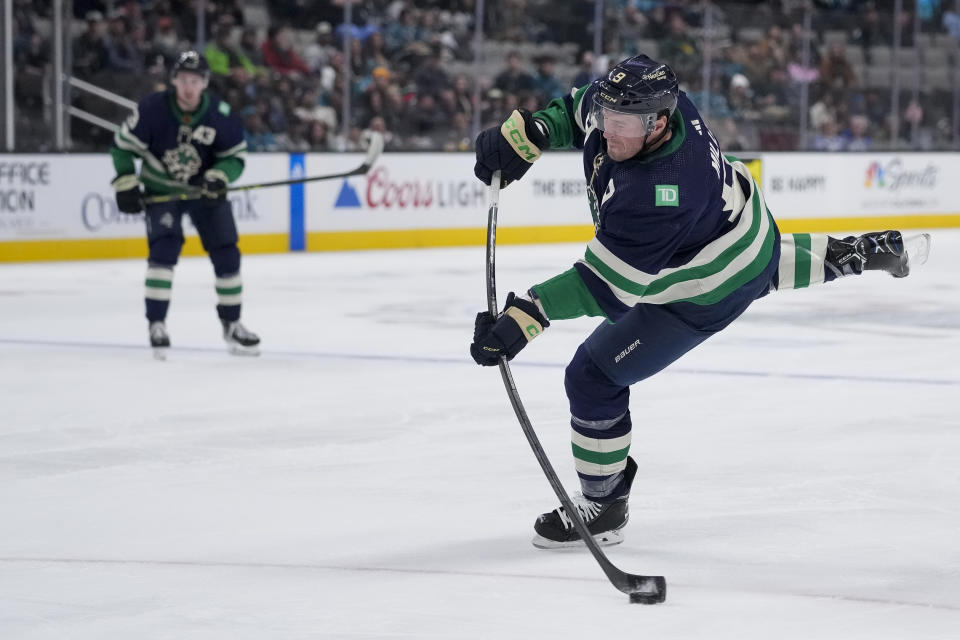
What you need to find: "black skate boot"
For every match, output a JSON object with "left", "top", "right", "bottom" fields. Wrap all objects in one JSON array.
[
  {"left": 222, "top": 320, "right": 260, "bottom": 356},
  {"left": 149, "top": 321, "right": 170, "bottom": 361},
  {"left": 532, "top": 456, "right": 638, "bottom": 549},
  {"left": 826, "top": 230, "right": 929, "bottom": 278}
]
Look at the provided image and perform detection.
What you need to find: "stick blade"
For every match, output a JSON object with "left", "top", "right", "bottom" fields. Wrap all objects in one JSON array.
[
  {"left": 362, "top": 130, "right": 385, "bottom": 167},
  {"left": 624, "top": 575, "right": 667, "bottom": 604}
]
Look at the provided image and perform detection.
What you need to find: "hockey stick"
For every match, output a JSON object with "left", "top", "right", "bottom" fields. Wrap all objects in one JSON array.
[
  {"left": 143, "top": 131, "right": 385, "bottom": 205},
  {"left": 484, "top": 170, "right": 666, "bottom": 604}
]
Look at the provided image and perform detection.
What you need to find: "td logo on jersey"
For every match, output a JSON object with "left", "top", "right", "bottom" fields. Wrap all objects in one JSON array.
[{"left": 655, "top": 184, "right": 678, "bottom": 206}]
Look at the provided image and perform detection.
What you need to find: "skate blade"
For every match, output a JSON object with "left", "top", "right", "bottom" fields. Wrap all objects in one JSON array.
[
  {"left": 904, "top": 233, "right": 931, "bottom": 268},
  {"left": 152, "top": 347, "right": 168, "bottom": 361},
  {"left": 227, "top": 343, "right": 261, "bottom": 357},
  {"left": 531, "top": 529, "right": 624, "bottom": 550}
]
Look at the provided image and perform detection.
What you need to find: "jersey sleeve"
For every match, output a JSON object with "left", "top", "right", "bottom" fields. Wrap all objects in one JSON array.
[
  {"left": 210, "top": 101, "right": 246, "bottom": 183},
  {"left": 530, "top": 267, "right": 607, "bottom": 321},
  {"left": 110, "top": 96, "right": 154, "bottom": 177},
  {"left": 533, "top": 84, "right": 591, "bottom": 150}
]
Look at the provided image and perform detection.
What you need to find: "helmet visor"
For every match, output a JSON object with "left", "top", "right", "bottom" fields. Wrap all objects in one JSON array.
[{"left": 589, "top": 96, "right": 655, "bottom": 138}]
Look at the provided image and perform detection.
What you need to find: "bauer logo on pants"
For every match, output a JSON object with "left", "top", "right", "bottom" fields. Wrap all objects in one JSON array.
[{"left": 614, "top": 339, "right": 642, "bottom": 363}]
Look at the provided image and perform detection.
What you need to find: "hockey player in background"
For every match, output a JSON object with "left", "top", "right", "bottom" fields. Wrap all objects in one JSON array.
[
  {"left": 471, "top": 54, "right": 929, "bottom": 549},
  {"left": 110, "top": 50, "right": 260, "bottom": 359}
]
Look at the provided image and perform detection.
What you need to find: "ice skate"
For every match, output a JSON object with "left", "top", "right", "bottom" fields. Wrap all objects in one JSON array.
[
  {"left": 222, "top": 320, "right": 260, "bottom": 356},
  {"left": 827, "top": 230, "right": 930, "bottom": 279},
  {"left": 149, "top": 321, "right": 170, "bottom": 360},
  {"left": 532, "top": 457, "right": 637, "bottom": 549}
]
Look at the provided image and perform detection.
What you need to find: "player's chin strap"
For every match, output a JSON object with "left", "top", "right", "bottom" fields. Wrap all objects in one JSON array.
[
  {"left": 638, "top": 118, "right": 672, "bottom": 155},
  {"left": 143, "top": 132, "right": 385, "bottom": 205}
]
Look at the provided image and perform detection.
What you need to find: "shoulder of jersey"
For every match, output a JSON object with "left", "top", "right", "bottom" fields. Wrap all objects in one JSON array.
[
  {"left": 138, "top": 90, "right": 170, "bottom": 115},
  {"left": 208, "top": 94, "right": 236, "bottom": 120}
]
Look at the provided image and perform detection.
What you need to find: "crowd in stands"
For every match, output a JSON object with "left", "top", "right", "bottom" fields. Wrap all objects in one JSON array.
[{"left": 10, "top": 0, "right": 960, "bottom": 152}]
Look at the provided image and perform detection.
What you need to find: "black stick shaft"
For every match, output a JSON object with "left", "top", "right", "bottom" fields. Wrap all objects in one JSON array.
[{"left": 143, "top": 132, "right": 384, "bottom": 205}]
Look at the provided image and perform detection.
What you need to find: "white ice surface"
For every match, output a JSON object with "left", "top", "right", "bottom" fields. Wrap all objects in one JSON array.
[{"left": 1, "top": 231, "right": 958, "bottom": 639}]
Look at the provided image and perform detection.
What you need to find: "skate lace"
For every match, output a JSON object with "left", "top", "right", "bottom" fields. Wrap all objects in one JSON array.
[{"left": 557, "top": 493, "right": 602, "bottom": 531}]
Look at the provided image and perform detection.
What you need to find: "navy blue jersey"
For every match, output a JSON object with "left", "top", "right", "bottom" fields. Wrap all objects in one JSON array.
[
  {"left": 531, "top": 85, "right": 778, "bottom": 322},
  {"left": 111, "top": 90, "right": 246, "bottom": 195}
]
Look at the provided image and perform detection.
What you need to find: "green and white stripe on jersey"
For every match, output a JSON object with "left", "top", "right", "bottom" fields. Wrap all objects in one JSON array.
[
  {"left": 578, "top": 163, "right": 776, "bottom": 306},
  {"left": 571, "top": 427, "right": 631, "bottom": 477},
  {"left": 777, "top": 233, "right": 828, "bottom": 289}
]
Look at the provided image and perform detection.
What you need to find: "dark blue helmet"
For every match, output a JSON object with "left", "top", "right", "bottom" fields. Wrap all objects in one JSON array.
[
  {"left": 590, "top": 55, "right": 679, "bottom": 136},
  {"left": 172, "top": 50, "right": 210, "bottom": 80}
]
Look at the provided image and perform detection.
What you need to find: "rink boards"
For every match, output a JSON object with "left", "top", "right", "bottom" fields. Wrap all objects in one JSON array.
[{"left": 2, "top": 151, "right": 960, "bottom": 262}]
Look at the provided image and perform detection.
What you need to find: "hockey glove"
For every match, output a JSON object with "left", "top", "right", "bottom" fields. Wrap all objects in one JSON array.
[
  {"left": 474, "top": 108, "right": 548, "bottom": 188},
  {"left": 201, "top": 168, "right": 229, "bottom": 205},
  {"left": 470, "top": 292, "right": 549, "bottom": 366},
  {"left": 112, "top": 174, "right": 144, "bottom": 214}
]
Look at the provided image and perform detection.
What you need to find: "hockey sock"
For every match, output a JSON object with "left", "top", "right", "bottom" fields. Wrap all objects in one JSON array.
[
  {"left": 145, "top": 265, "right": 173, "bottom": 321},
  {"left": 572, "top": 411, "right": 632, "bottom": 503},
  {"left": 215, "top": 273, "right": 242, "bottom": 322}
]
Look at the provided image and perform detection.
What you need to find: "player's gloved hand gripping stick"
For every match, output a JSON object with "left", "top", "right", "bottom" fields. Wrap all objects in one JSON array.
[
  {"left": 482, "top": 169, "right": 666, "bottom": 604},
  {"left": 143, "top": 131, "right": 385, "bottom": 205},
  {"left": 474, "top": 109, "right": 548, "bottom": 189}
]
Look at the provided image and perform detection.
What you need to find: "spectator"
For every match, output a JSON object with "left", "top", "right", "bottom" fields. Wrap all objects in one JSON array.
[
  {"left": 205, "top": 22, "right": 262, "bottom": 81},
  {"left": 481, "top": 87, "right": 507, "bottom": 129},
  {"left": 364, "top": 116, "right": 396, "bottom": 151},
  {"left": 571, "top": 50, "right": 597, "bottom": 88},
  {"left": 845, "top": 114, "right": 874, "bottom": 151},
  {"left": 819, "top": 43, "right": 857, "bottom": 93},
  {"left": 384, "top": 8, "right": 420, "bottom": 55},
  {"left": 944, "top": 0, "right": 960, "bottom": 40},
  {"left": 439, "top": 111, "right": 472, "bottom": 151},
  {"left": 810, "top": 119, "right": 848, "bottom": 151},
  {"left": 402, "top": 93, "right": 447, "bottom": 144},
  {"left": 494, "top": 52, "right": 535, "bottom": 95},
  {"left": 306, "top": 119, "right": 331, "bottom": 150},
  {"left": 102, "top": 13, "right": 144, "bottom": 74},
  {"left": 304, "top": 22, "right": 335, "bottom": 72},
  {"left": 727, "top": 73, "right": 758, "bottom": 119},
  {"left": 150, "top": 16, "right": 181, "bottom": 68},
  {"left": 450, "top": 75, "right": 474, "bottom": 119},
  {"left": 809, "top": 91, "right": 838, "bottom": 132},
  {"left": 657, "top": 11, "right": 699, "bottom": 79},
  {"left": 238, "top": 28, "right": 266, "bottom": 67},
  {"left": 281, "top": 118, "right": 312, "bottom": 152},
  {"left": 261, "top": 25, "right": 311, "bottom": 77},
  {"left": 365, "top": 31, "right": 390, "bottom": 71},
  {"left": 616, "top": 5, "right": 649, "bottom": 57},
  {"left": 853, "top": 3, "right": 893, "bottom": 57},
  {"left": 243, "top": 111, "right": 277, "bottom": 151},
  {"left": 73, "top": 11, "right": 108, "bottom": 78},
  {"left": 413, "top": 50, "right": 450, "bottom": 96},
  {"left": 754, "top": 66, "right": 795, "bottom": 120},
  {"left": 531, "top": 56, "right": 565, "bottom": 104}
]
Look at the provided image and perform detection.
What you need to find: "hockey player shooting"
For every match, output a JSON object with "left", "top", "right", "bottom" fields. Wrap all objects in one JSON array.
[
  {"left": 110, "top": 51, "right": 260, "bottom": 359},
  {"left": 470, "top": 54, "right": 930, "bottom": 549}
]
